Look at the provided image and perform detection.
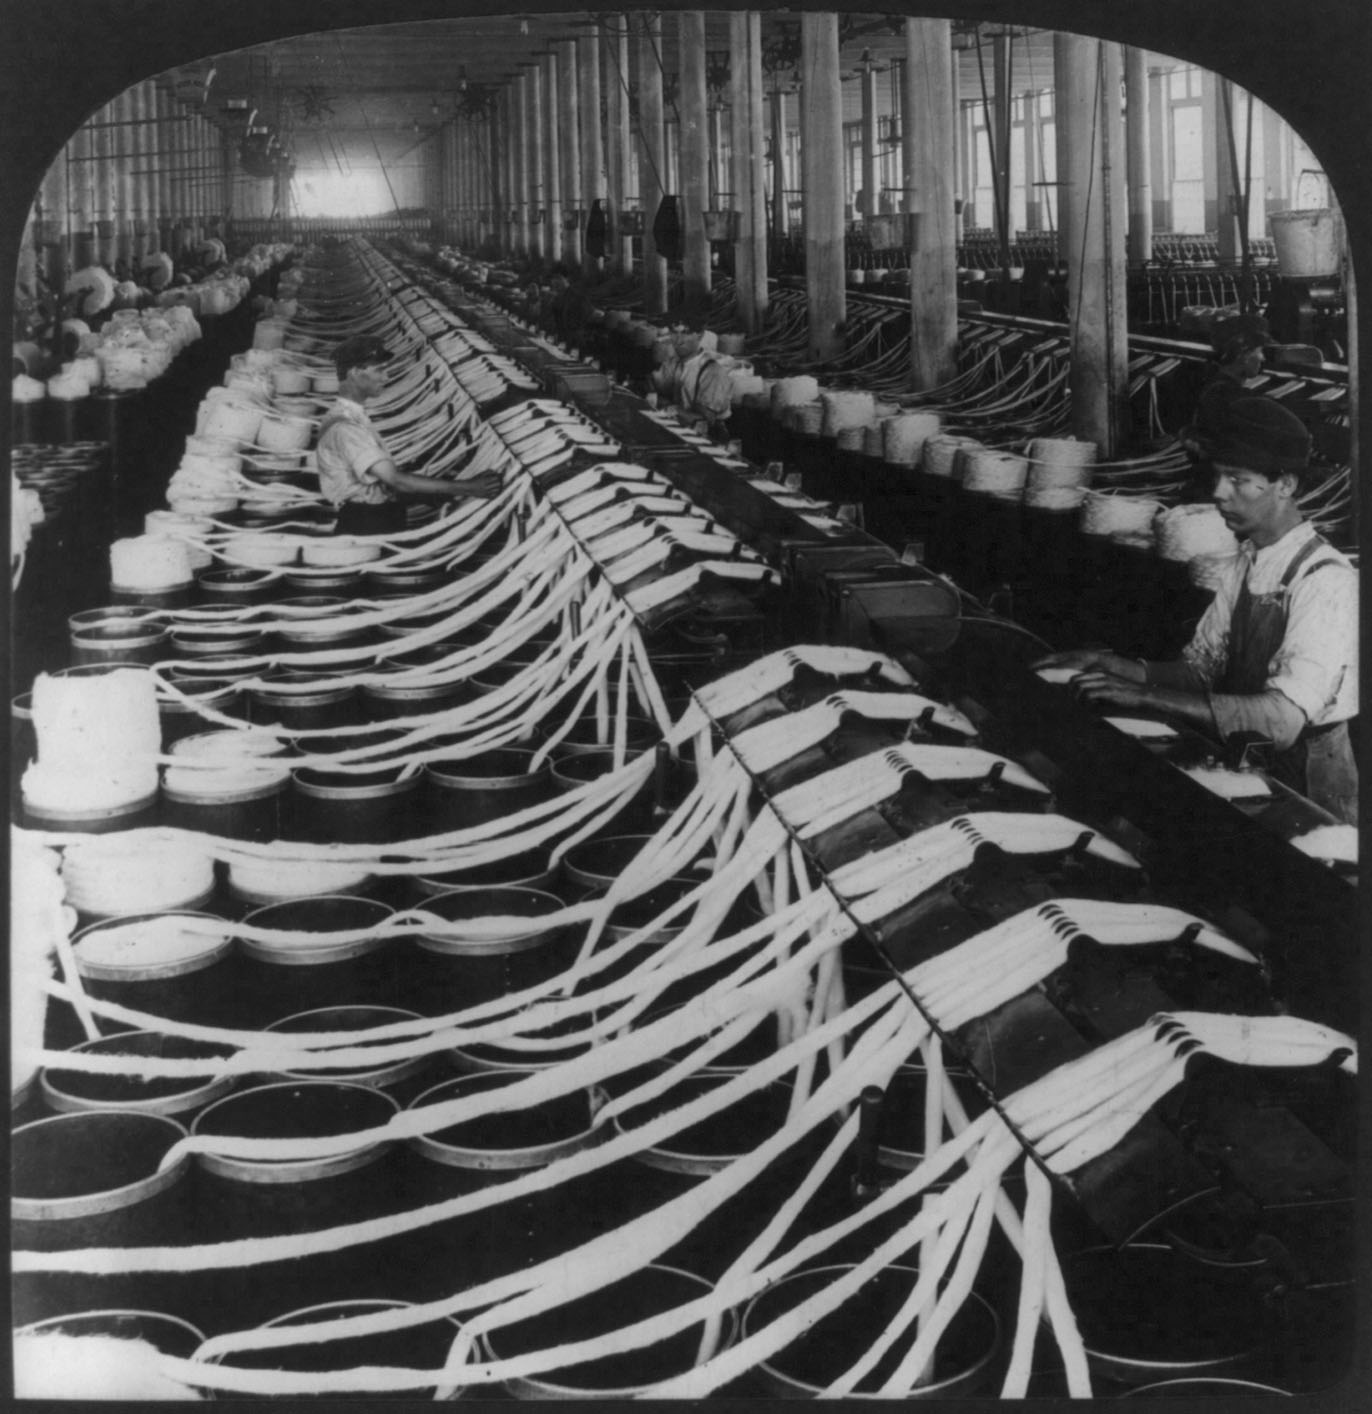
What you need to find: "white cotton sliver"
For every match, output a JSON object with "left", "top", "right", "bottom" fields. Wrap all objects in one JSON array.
[{"left": 14, "top": 1332, "right": 204, "bottom": 1401}]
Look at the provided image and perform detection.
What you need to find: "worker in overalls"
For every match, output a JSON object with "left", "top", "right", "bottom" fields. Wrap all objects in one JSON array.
[
  {"left": 1179, "top": 313, "right": 1274, "bottom": 467},
  {"left": 318, "top": 334, "right": 502, "bottom": 536},
  {"left": 1035, "top": 395, "right": 1358, "bottom": 823}
]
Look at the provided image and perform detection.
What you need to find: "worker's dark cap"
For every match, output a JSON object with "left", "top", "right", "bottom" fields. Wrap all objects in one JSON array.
[
  {"left": 333, "top": 335, "right": 393, "bottom": 378},
  {"left": 1207, "top": 395, "right": 1312, "bottom": 477},
  {"left": 1211, "top": 313, "right": 1274, "bottom": 356}
]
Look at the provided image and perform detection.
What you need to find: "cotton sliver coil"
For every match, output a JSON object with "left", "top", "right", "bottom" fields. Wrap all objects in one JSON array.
[
  {"left": 1154, "top": 503, "right": 1239, "bottom": 562},
  {"left": 61, "top": 835, "right": 216, "bottom": 916},
  {"left": 883, "top": 411, "right": 942, "bottom": 466},
  {"left": 168, "top": 494, "right": 238, "bottom": 518},
  {"left": 22, "top": 668, "right": 162, "bottom": 817},
  {"left": 46, "top": 372, "right": 91, "bottom": 400},
  {"left": 770, "top": 375, "right": 820, "bottom": 413},
  {"left": 144, "top": 512, "right": 214, "bottom": 570},
  {"left": 1188, "top": 551, "right": 1241, "bottom": 592},
  {"left": 789, "top": 402, "right": 824, "bottom": 435},
  {"left": 1026, "top": 437, "right": 1098, "bottom": 491},
  {"left": 728, "top": 371, "right": 766, "bottom": 405},
  {"left": 110, "top": 535, "right": 193, "bottom": 591},
  {"left": 227, "top": 854, "right": 374, "bottom": 904},
  {"left": 256, "top": 413, "right": 313, "bottom": 453},
  {"left": 223, "top": 531, "right": 302, "bottom": 567},
  {"left": 271, "top": 365, "right": 312, "bottom": 396},
  {"left": 1025, "top": 484, "right": 1088, "bottom": 510},
  {"left": 165, "top": 727, "right": 292, "bottom": 799},
  {"left": 301, "top": 539, "right": 384, "bottom": 567},
  {"left": 73, "top": 912, "right": 232, "bottom": 975},
  {"left": 819, "top": 389, "right": 877, "bottom": 437},
  {"left": 923, "top": 434, "right": 981, "bottom": 479},
  {"left": 959, "top": 447, "right": 1029, "bottom": 498},
  {"left": 1080, "top": 491, "right": 1163, "bottom": 539},
  {"left": 836, "top": 425, "right": 867, "bottom": 452}
]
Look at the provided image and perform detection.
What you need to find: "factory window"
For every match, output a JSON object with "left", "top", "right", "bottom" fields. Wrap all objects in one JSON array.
[
  {"left": 292, "top": 168, "right": 396, "bottom": 218},
  {"left": 1170, "top": 99, "right": 1206, "bottom": 233},
  {"left": 967, "top": 104, "right": 995, "bottom": 235}
]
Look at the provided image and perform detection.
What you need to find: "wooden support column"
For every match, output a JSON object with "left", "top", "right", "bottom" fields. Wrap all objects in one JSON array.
[
  {"left": 637, "top": 13, "right": 668, "bottom": 316},
  {"left": 904, "top": 18, "right": 958, "bottom": 390},
  {"left": 860, "top": 56, "right": 878, "bottom": 227},
  {"left": 1212, "top": 72, "right": 1241, "bottom": 260},
  {"left": 491, "top": 93, "right": 504, "bottom": 254},
  {"left": 769, "top": 86, "right": 789, "bottom": 238},
  {"left": 578, "top": 33, "right": 605, "bottom": 277},
  {"left": 1055, "top": 34, "right": 1129, "bottom": 455},
  {"left": 678, "top": 11, "right": 711, "bottom": 316},
  {"left": 1124, "top": 46, "right": 1152, "bottom": 266},
  {"left": 604, "top": 19, "right": 633, "bottom": 276},
  {"left": 154, "top": 85, "right": 174, "bottom": 250},
  {"left": 126, "top": 84, "right": 146, "bottom": 258},
  {"left": 729, "top": 10, "right": 768, "bottom": 331},
  {"left": 500, "top": 86, "right": 516, "bottom": 257},
  {"left": 164, "top": 104, "right": 183, "bottom": 251},
  {"left": 218, "top": 123, "right": 233, "bottom": 225},
  {"left": 801, "top": 13, "right": 845, "bottom": 363},
  {"left": 38, "top": 125, "right": 70, "bottom": 296},
  {"left": 136, "top": 83, "right": 156, "bottom": 254},
  {"left": 68, "top": 116, "right": 95, "bottom": 267},
  {"left": 111, "top": 90, "right": 135, "bottom": 269},
  {"left": 557, "top": 41, "right": 582, "bottom": 267},
  {"left": 525, "top": 65, "right": 544, "bottom": 260},
  {"left": 184, "top": 108, "right": 200, "bottom": 236},
  {"left": 512, "top": 72, "right": 529, "bottom": 256},
  {"left": 542, "top": 54, "right": 563, "bottom": 264},
  {"left": 951, "top": 57, "right": 964, "bottom": 240},
  {"left": 143, "top": 80, "right": 162, "bottom": 246}
]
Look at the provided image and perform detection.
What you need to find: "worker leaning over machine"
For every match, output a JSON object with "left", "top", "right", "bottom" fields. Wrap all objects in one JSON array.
[
  {"left": 318, "top": 334, "right": 503, "bottom": 536},
  {"left": 651, "top": 328, "right": 734, "bottom": 439},
  {"left": 1179, "top": 312, "right": 1274, "bottom": 462},
  {"left": 1035, "top": 395, "right": 1358, "bottom": 824}
]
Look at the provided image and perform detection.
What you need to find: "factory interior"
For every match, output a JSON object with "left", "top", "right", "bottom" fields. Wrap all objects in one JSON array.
[{"left": 4, "top": 0, "right": 1365, "bottom": 1403}]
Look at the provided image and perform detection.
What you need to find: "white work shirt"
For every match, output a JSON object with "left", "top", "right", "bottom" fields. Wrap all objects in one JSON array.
[
  {"left": 316, "top": 398, "right": 394, "bottom": 506},
  {"left": 1182, "top": 521, "right": 1358, "bottom": 725}
]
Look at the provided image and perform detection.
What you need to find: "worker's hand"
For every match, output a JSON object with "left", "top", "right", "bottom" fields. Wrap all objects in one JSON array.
[
  {"left": 1031, "top": 648, "right": 1119, "bottom": 674},
  {"left": 451, "top": 471, "right": 504, "bottom": 500},
  {"left": 1070, "top": 671, "right": 1154, "bottom": 712}
]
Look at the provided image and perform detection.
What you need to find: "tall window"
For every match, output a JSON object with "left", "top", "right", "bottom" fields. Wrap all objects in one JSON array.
[
  {"left": 967, "top": 103, "right": 994, "bottom": 232},
  {"left": 1168, "top": 65, "right": 1205, "bottom": 233}
]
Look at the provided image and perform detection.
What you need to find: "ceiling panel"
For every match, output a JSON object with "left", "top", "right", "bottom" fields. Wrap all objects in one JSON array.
[{"left": 180, "top": 12, "right": 1177, "bottom": 165}]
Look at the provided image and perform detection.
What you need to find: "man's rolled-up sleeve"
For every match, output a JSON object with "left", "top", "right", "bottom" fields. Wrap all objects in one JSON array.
[{"left": 1265, "top": 565, "right": 1359, "bottom": 722}]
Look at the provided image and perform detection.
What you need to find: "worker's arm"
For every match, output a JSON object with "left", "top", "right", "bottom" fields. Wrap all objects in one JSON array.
[
  {"left": 1031, "top": 648, "right": 1148, "bottom": 683},
  {"left": 368, "top": 458, "right": 502, "bottom": 500}
]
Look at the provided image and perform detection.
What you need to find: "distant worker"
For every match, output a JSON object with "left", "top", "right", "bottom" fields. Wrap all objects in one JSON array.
[
  {"left": 317, "top": 335, "right": 502, "bottom": 536},
  {"left": 1182, "top": 313, "right": 1274, "bottom": 456}
]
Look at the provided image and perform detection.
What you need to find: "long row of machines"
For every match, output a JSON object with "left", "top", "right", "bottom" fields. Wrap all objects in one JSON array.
[{"left": 11, "top": 238, "right": 1356, "bottom": 1400}]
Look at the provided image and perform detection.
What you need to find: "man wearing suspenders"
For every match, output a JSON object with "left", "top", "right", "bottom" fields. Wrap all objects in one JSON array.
[{"left": 1036, "top": 395, "right": 1358, "bottom": 824}]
